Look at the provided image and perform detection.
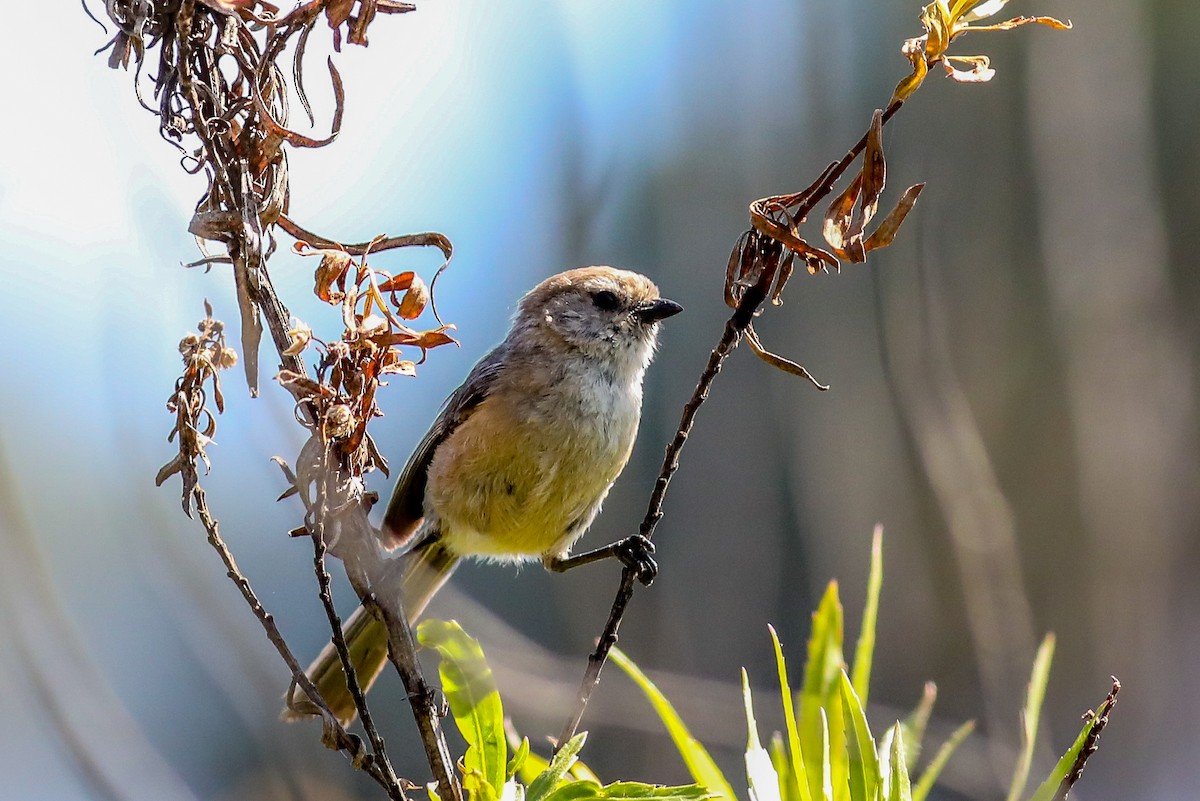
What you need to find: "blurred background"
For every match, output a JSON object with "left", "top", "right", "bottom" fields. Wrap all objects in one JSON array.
[{"left": 1, "top": 0, "right": 1196, "bottom": 798}]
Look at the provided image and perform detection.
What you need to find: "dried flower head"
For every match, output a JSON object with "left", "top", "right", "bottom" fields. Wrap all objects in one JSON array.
[{"left": 157, "top": 301, "right": 239, "bottom": 515}]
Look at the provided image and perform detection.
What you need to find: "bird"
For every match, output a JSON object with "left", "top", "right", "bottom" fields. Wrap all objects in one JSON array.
[{"left": 285, "top": 266, "right": 683, "bottom": 724}]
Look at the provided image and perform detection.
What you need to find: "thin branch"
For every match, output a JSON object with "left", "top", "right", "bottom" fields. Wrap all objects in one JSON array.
[
  {"left": 309, "top": 518, "right": 407, "bottom": 799},
  {"left": 190, "top": 486, "right": 402, "bottom": 795}
]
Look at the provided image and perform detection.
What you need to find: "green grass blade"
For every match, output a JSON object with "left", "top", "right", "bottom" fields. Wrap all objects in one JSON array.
[
  {"left": 770, "top": 626, "right": 814, "bottom": 801},
  {"left": 910, "top": 720, "right": 974, "bottom": 801},
  {"left": 799, "top": 583, "right": 846, "bottom": 801},
  {"left": 1005, "top": 634, "right": 1056, "bottom": 801},
  {"left": 743, "top": 670, "right": 783, "bottom": 801},
  {"left": 543, "top": 781, "right": 715, "bottom": 801},
  {"left": 818, "top": 709, "right": 833, "bottom": 801},
  {"left": 851, "top": 526, "right": 884, "bottom": 705},
  {"left": 610, "top": 647, "right": 738, "bottom": 801},
  {"left": 528, "top": 733, "right": 587, "bottom": 801},
  {"left": 898, "top": 683, "right": 936, "bottom": 771},
  {"left": 884, "top": 725, "right": 912, "bottom": 801},
  {"left": 839, "top": 671, "right": 880, "bottom": 801},
  {"left": 418, "top": 619, "right": 507, "bottom": 798},
  {"left": 770, "top": 733, "right": 799, "bottom": 801},
  {"left": 1027, "top": 680, "right": 1119, "bottom": 801}
]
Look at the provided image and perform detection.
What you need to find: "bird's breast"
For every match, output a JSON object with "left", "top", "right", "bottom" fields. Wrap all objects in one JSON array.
[{"left": 425, "top": 361, "right": 642, "bottom": 559}]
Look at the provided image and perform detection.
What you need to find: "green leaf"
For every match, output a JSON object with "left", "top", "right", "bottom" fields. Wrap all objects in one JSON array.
[
  {"left": 509, "top": 733, "right": 550, "bottom": 787},
  {"left": 883, "top": 725, "right": 911, "bottom": 801},
  {"left": 464, "top": 767, "right": 500, "bottom": 801},
  {"left": 850, "top": 526, "right": 883, "bottom": 706},
  {"left": 509, "top": 738, "right": 531, "bottom": 782},
  {"left": 543, "top": 781, "right": 714, "bottom": 801},
  {"left": 898, "top": 684, "right": 937, "bottom": 770},
  {"left": 770, "top": 627, "right": 814, "bottom": 801},
  {"left": 800, "top": 584, "right": 846, "bottom": 801},
  {"left": 770, "top": 733, "right": 799, "bottom": 801},
  {"left": 839, "top": 671, "right": 880, "bottom": 801},
  {"left": 817, "top": 709, "right": 833, "bottom": 801},
  {"left": 1005, "top": 634, "right": 1056, "bottom": 801},
  {"left": 911, "top": 720, "right": 974, "bottom": 801},
  {"left": 418, "top": 619, "right": 508, "bottom": 798},
  {"left": 1027, "top": 680, "right": 1118, "bottom": 801},
  {"left": 610, "top": 647, "right": 738, "bottom": 801},
  {"left": 743, "top": 669, "right": 783, "bottom": 801},
  {"left": 528, "top": 733, "right": 587, "bottom": 801}
]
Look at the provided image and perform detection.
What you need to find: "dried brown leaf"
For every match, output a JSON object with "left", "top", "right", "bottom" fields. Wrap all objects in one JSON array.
[
  {"left": 968, "top": 15, "right": 1072, "bottom": 32},
  {"left": 377, "top": 271, "right": 416, "bottom": 292},
  {"left": 413, "top": 328, "right": 458, "bottom": 350},
  {"left": 823, "top": 172, "right": 863, "bottom": 253},
  {"left": 724, "top": 232, "right": 752, "bottom": 309},
  {"left": 771, "top": 250, "right": 796, "bottom": 306},
  {"left": 858, "top": 109, "right": 887, "bottom": 231},
  {"left": 863, "top": 183, "right": 926, "bottom": 252},
  {"left": 745, "top": 324, "right": 829, "bottom": 390},
  {"left": 399, "top": 275, "right": 428, "bottom": 320},
  {"left": 326, "top": 0, "right": 356, "bottom": 32},
  {"left": 300, "top": 243, "right": 353, "bottom": 304}
]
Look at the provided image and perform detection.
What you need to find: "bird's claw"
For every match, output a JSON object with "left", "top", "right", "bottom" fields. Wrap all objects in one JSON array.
[{"left": 615, "top": 535, "right": 657, "bottom": 585}]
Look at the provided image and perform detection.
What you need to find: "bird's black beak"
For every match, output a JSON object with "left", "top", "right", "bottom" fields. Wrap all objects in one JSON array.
[{"left": 633, "top": 297, "right": 684, "bottom": 324}]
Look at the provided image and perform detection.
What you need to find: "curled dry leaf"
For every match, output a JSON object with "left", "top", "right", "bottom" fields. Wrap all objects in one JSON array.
[
  {"left": 858, "top": 109, "right": 887, "bottom": 232},
  {"left": 299, "top": 242, "right": 354, "bottom": 304},
  {"left": 745, "top": 324, "right": 829, "bottom": 391},
  {"left": 377, "top": 271, "right": 416, "bottom": 292},
  {"left": 862, "top": 183, "right": 926, "bottom": 252},
  {"left": 398, "top": 274, "right": 428, "bottom": 320},
  {"left": 823, "top": 173, "right": 864, "bottom": 256},
  {"left": 285, "top": 319, "right": 314, "bottom": 356},
  {"left": 822, "top": 110, "right": 898, "bottom": 264},
  {"left": 943, "top": 55, "right": 996, "bottom": 83}
]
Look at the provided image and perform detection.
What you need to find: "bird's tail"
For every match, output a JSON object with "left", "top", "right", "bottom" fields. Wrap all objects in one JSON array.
[{"left": 282, "top": 536, "right": 459, "bottom": 725}]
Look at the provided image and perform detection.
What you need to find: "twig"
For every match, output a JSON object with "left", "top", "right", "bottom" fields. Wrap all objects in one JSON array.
[
  {"left": 190, "top": 486, "right": 403, "bottom": 795},
  {"left": 558, "top": 98, "right": 908, "bottom": 749},
  {"left": 309, "top": 515, "right": 407, "bottom": 799}
]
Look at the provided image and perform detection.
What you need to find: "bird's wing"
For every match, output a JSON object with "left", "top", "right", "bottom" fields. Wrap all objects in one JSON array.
[{"left": 380, "top": 346, "right": 506, "bottom": 548}]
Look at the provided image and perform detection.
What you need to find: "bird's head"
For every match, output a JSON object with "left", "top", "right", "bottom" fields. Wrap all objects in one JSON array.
[{"left": 514, "top": 267, "right": 683, "bottom": 369}]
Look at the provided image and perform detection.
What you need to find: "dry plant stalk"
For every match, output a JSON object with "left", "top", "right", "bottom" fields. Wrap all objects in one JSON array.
[
  {"left": 94, "top": 1, "right": 462, "bottom": 798},
  {"left": 558, "top": 0, "right": 1070, "bottom": 750}
]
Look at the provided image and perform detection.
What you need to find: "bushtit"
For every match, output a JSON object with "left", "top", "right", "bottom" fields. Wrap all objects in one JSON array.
[{"left": 286, "top": 266, "right": 682, "bottom": 724}]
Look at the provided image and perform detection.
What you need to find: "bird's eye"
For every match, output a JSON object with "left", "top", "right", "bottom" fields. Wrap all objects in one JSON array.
[{"left": 591, "top": 290, "right": 621, "bottom": 311}]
